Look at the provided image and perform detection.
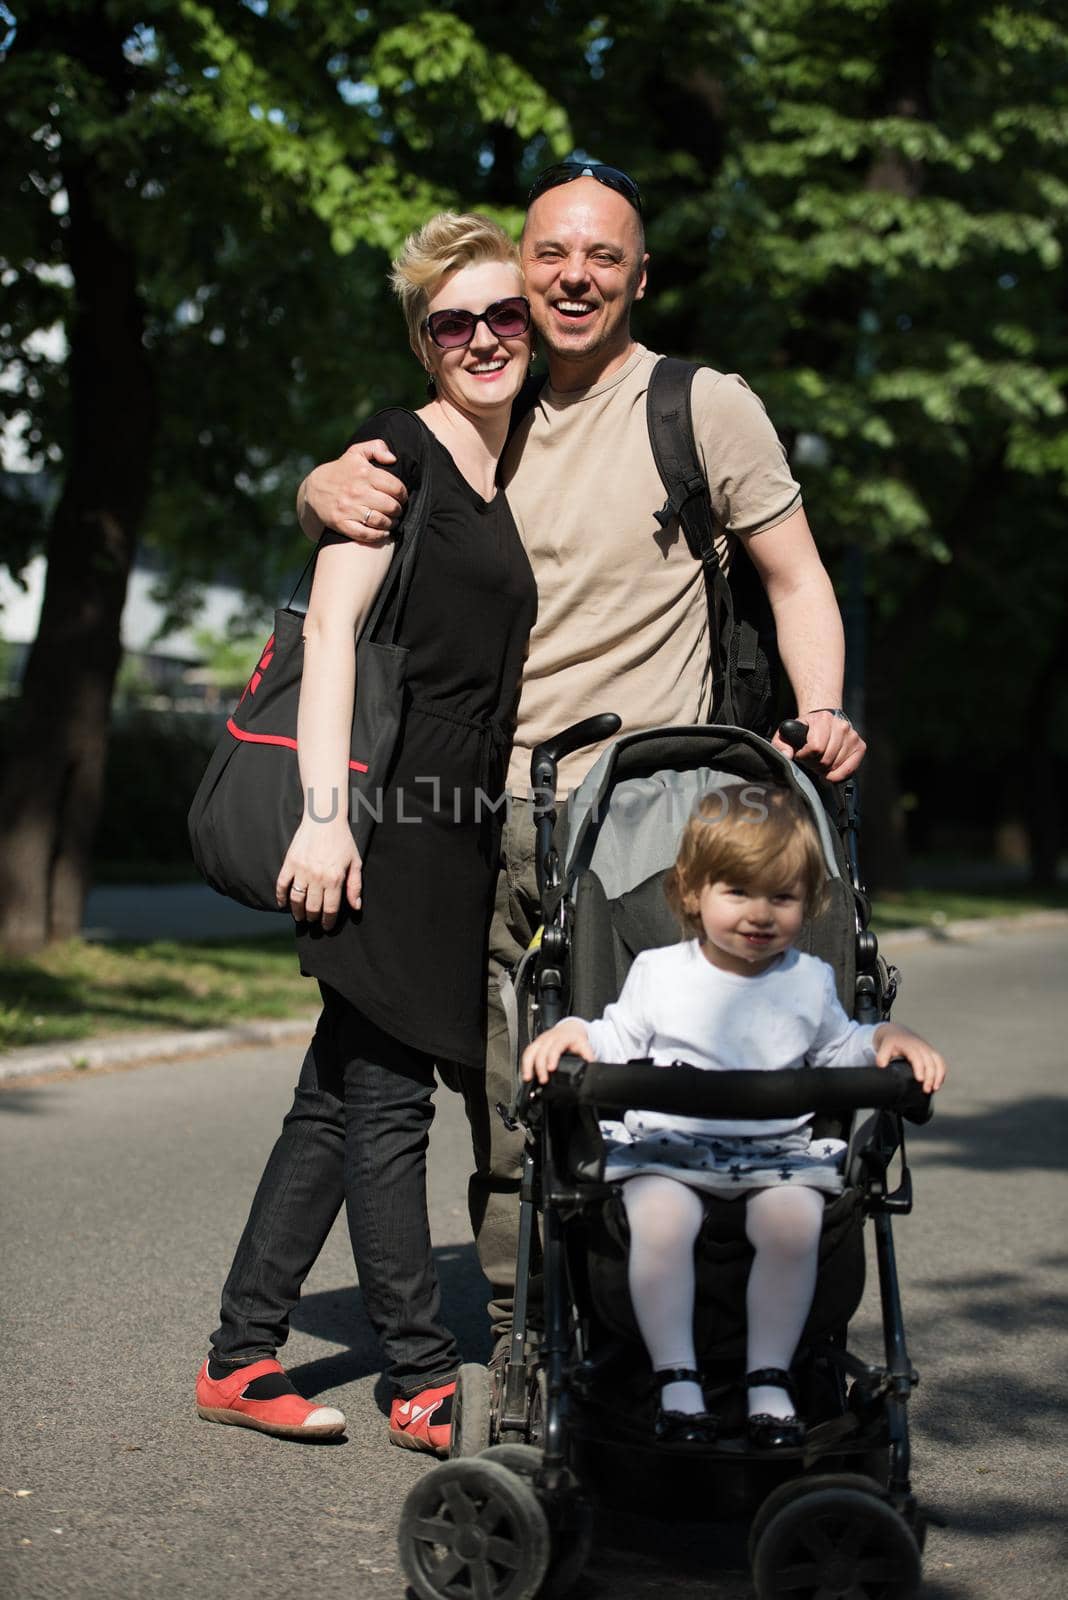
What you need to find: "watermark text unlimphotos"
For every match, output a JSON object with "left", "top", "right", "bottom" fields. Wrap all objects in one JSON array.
[{"left": 304, "top": 780, "right": 772, "bottom": 827}]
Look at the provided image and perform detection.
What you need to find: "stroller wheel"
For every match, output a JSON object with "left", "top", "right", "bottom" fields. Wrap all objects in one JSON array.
[
  {"left": 480, "top": 1444, "right": 594, "bottom": 1600},
  {"left": 747, "top": 1471, "right": 893, "bottom": 1567},
  {"left": 450, "top": 1362, "right": 493, "bottom": 1458},
  {"left": 752, "top": 1485, "right": 921, "bottom": 1600},
  {"left": 399, "top": 1458, "right": 550, "bottom": 1600}
]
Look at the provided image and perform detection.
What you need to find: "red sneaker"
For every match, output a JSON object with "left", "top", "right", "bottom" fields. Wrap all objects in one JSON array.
[
  {"left": 388, "top": 1379, "right": 456, "bottom": 1456},
  {"left": 195, "top": 1358, "right": 346, "bottom": 1440}
]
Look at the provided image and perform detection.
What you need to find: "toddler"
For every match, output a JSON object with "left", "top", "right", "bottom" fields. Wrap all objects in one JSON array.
[{"left": 522, "top": 784, "right": 945, "bottom": 1447}]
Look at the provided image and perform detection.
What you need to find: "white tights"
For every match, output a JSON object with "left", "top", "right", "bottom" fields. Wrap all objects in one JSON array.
[{"left": 621, "top": 1175, "right": 824, "bottom": 1418}]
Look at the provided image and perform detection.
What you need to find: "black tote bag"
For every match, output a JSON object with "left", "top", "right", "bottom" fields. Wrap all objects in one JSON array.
[{"left": 187, "top": 433, "right": 432, "bottom": 911}]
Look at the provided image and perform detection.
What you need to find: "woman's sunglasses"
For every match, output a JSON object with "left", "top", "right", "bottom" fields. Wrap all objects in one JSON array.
[
  {"left": 424, "top": 296, "right": 531, "bottom": 350},
  {"left": 527, "top": 161, "right": 643, "bottom": 215}
]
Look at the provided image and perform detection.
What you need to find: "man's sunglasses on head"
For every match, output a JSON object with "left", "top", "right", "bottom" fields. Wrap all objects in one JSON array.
[
  {"left": 424, "top": 296, "right": 532, "bottom": 350},
  {"left": 527, "top": 161, "right": 643, "bottom": 215}
]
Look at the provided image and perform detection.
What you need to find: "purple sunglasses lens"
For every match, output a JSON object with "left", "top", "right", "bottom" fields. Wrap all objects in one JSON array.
[
  {"left": 428, "top": 313, "right": 476, "bottom": 346},
  {"left": 426, "top": 298, "right": 530, "bottom": 348},
  {"left": 487, "top": 303, "right": 530, "bottom": 336}
]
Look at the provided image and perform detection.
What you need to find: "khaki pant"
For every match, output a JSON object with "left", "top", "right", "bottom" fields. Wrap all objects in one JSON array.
[{"left": 451, "top": 797, "right": 541, "bottom": 1338}]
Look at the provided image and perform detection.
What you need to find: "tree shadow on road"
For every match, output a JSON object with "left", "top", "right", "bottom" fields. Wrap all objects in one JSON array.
[
  {"left": 287, "top": 1240, "right": 493, "bottom": 1402},
  {"left": 919, "top": 1095, "right": 1067, "bottom": 1171},
  {"left": 0, "top": 1085, "right": 58, "bottom": 1113},
  {"left": 892, "top": 1266, "right": 1068, "bottom": 1452},
  {"left": 290, "top": 1246, "right": 758, "bottom": 1597}
]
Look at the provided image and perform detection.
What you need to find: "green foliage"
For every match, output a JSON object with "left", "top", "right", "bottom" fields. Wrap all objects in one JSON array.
[
  {"left": 0, "top": 1, "right": 573, "bottom": 612},
  {"left": 190, "top": 625, "right": 261, "bottom": 677},
  {"left": 2, "top": 0, "right": 1066, "bottom": 858},
  {"left": 7, "top": 1, "right": 1064, "bottom": 591}
]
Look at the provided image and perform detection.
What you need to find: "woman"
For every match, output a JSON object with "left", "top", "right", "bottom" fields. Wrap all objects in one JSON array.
[{"left": 195, "top": 213, "right": 537, "bottom": 1453}]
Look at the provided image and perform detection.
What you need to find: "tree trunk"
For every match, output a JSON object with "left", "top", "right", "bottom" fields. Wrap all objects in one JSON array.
[
  {"left": 0, "top": 160, "right": 155, "bottom": 952},
  {"left": 860, "top": 679, "right": 911, "bottom": 895},
  {"left": 1023, "top": 623, "right": 1067, "bottom": 890},
  {"left": 847, "top": 1, "right": 934, "bottom": 895}
]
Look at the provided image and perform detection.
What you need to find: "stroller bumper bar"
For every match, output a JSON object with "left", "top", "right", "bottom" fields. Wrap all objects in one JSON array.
[{"left": 520, "top": 1057, "right": 933, "bottom": 1125}]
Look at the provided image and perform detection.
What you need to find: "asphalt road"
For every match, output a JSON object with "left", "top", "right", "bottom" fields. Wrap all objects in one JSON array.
[
  {"left": 2, "top": 926, "right": 1066, "bottom": 1600},
  {"left": 83, "top": 884, "right": 283, "bottom": 943}
]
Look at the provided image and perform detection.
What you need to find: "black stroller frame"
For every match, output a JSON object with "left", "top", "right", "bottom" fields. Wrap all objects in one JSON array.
[{"left": 399, "top": 716, "right": 936, "bottom": 1600}]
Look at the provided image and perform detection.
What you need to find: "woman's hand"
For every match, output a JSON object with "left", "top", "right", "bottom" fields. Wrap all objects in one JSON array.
[
  {"left": 521, "top": 1020, "right": 594, "bottom": 1085},
  {"left": 873, "top": 1022, "right": 947, "bottom": 1094},
  {"left": 276, "top": 817, "right": 363, "bottom": 929}
]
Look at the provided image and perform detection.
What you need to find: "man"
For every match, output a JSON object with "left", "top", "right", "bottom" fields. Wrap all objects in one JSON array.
[{"left": 213, "top": 164, "right": 864, "bottom": 1443}]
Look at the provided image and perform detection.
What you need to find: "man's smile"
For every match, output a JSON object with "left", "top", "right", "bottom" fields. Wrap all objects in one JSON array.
[{"left": 552, "top": 299, "right": 597, "bottom": 320}]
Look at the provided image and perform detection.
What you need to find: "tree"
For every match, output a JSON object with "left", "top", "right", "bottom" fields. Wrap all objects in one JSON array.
[
  {"left": 4, "top": 2, "right": 1066, "bottom": 953},
  {"left": 480, "top": 0, "right": 1068, "bottom": 884},
  {"left": 0, "top": 0, "right": 569, "bottom": 951}
]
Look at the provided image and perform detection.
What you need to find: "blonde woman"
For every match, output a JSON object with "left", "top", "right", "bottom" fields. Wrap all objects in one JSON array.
[{"left": 196, "top": 214, "right": 536, "bottom": 1453}]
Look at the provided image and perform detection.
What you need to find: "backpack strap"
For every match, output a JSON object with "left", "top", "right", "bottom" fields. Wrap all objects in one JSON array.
[{"left": 647, "top": 356, "right": 743, "bottom": 726}]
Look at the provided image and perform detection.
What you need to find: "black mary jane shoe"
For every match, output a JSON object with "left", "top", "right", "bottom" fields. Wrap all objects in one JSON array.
[
  {"left": 653, "top": 1368, "right": 718, "bottom": 1445},
  {"left": 746, "top": 1367, "right": 806, "bottom": 1450}
]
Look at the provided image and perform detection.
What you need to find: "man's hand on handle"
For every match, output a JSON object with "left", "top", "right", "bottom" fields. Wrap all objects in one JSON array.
[
  {"left": 771, "top": 708, "right": 867, "bottom": 782},
  {"left": 297, "top": 440, "right": 408, "bottom": 545}
]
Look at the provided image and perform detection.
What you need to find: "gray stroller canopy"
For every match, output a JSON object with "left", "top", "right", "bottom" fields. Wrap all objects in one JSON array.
[{"left": 563, "top": 725, "right": 844, "bottom": 903}]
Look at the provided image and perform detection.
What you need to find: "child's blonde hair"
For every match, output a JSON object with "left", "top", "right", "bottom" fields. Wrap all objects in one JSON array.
[
  {"left": 389, "top": 211, "right": 522, "bottom": 366},
  {"left": 665, "top": 784, "right": 828, "bottom": 936}
]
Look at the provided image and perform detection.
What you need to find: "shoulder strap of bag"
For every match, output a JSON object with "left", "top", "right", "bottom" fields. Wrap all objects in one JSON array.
[
  {"left": 289, "top": 420, "right": 434, "bottom": 645},
  {"left": 369, "top": 420, "right": 433, "bottom": 646},
  {"left": 284, "top": 541, "right": 320, "bottom": 610}
]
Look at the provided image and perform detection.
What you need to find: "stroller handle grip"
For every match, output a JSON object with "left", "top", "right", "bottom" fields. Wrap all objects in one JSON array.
[
  {"left": 525, "top": 1057, "right": 933, "bottom": 1126},
  {"left": 530, "top": 713, "right": 622, "bottom": 793}
]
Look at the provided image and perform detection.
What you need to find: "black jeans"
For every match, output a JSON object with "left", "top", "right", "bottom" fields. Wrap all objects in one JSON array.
[{"left": 211, "top": 986, "right": 459, "bottom": 1398}]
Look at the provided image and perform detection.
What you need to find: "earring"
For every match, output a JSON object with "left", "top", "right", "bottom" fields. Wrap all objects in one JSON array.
[{"left": 425, "top": 370, "right": 436, "bottom": 397}]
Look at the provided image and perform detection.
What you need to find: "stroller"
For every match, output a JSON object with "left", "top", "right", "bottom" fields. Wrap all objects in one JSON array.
[{"left": 398, "top": 715, "right": 935, "bottom": 1600}]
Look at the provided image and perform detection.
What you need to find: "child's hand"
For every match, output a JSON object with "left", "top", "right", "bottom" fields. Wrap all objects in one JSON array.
[
  {"left": 873, "top": 1023, "right": 946, "bottom": 1094},
  {"left": 521, "top": 1020, "right": 594, "bottom": 1085}
]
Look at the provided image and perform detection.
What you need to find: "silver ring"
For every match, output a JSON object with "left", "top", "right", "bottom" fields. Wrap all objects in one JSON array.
[
  {"left": 291, "top": 883, "right": 308, "bottom": 895},
  {"left": 362, "top": 506, "right": 372, "bottom": 526}
]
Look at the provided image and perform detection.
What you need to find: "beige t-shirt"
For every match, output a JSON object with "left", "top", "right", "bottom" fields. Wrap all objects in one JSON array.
[{"left": 501, "top": 345, "right": 801, "bottom": 796}]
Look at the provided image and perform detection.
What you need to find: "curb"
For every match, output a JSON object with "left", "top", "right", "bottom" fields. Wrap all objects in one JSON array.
[
  {"left": 874, "top": 907, "right": 1068, "bottom": 947},
  {"left": 3, "top": 909, "right": 1066, "bottom": 1087},
  {"left": 0, "top": 1014, "right": 319, "bottom": 1086}
]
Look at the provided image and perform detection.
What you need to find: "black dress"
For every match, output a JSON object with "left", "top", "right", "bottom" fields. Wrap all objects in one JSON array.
[{"left": 296, "top": 409, "right": 537, "bottom": 1068}]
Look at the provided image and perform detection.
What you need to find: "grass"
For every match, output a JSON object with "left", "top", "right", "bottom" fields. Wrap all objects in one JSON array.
[
  {"left": 1, "top": 883, "right": 1064, "bottom": 1052},
  {"left": 870, "top": 882, "right": 1068, "bottom": 933},
  {"left": 0, "top": 936, "right": 317, "bottom": 1052}
]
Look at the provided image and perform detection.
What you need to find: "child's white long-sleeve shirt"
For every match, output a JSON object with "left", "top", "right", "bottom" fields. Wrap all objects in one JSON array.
[{"left": 577, "top": 941, "right": 879, "bottom": 1138}]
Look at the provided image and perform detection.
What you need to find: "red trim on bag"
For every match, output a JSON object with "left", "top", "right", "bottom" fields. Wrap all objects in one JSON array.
[
  {"left": 225, "top": 718, "right": 369, "bottom": 773},
  {"left": 237, "top": 636, "right": 277, "bottom": 706}
]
